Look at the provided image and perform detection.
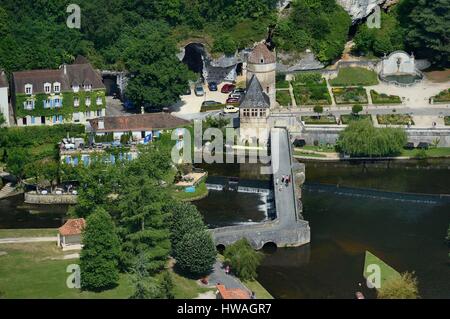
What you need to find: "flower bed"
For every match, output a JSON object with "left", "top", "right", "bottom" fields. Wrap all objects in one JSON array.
[
  {"left": 340, "top": 114, "right": 372, "bottom": 125},
  {"left": 445, "top": 116, "right": 450, "bottom": 126},
  {"left": 370, "top": 90, "right": 402, "bottom": 104},
  {"left": 302, "top": 116, "right": 337, "bottom": 125},
  {"left": 377, "top": 114, "right": 414, "bottom": 125},
  {"left": 332, "top": 87, "right": 368, "bottom": 105},
  {"left": 433, "top": 89, "right": 450, "bottom": 103},
  {"left": 276, "top": 90, "right": 292, "bottom": 106}
]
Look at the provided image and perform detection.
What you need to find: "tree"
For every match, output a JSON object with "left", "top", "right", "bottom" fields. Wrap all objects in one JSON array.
[
  {"left": 313, "top": 105, "right": 324, "bottom": 118},
  {"left": 118, "top": 176, "right": 171, "bottom": 273},
  {"left": 0, "top": 113, "right": 5, "bottom": 126},
  {"left": 398, "top": 0, "right": 450, "bottom": 67},
  {"left": 130, "top": 253, "right": 162, "bottom": 299},
  {"left": 160, "top": 271, "right": 175, "bottom": 299},
  {"left": 115, "top": 22, "right": 194, "bottom": 110},
  {"left": 377, "top": 272, "right": 420, "bottom": 299},
  {"left": 352, "top": 104, "right": 363, "bottom": 115},
  {"left": 213, "top": 34, "right": 237, "bottom": 55},
  {"left": 80, "top": 208, "right": 121, "bottom": 291},
  {"left": 175, "top": 230, "right": 216, "bottom": 276},
  {"left": 224, "top": 238, "right": 264, "bottom": 281},
  {"left": 6, "top": 148, "right": 31, "bottom": 181},
  {"left": 337, "top": 120, "right": 407, "bottom": 157}
]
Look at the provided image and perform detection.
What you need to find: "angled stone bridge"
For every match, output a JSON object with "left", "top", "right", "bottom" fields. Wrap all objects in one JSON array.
[{"left": 211, "top": 127, "right": 311, "bottom": 250}]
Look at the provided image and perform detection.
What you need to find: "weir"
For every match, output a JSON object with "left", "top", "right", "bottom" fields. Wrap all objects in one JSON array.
[{"left": 210, "top": 128, "right": 311, "bottom": 250}]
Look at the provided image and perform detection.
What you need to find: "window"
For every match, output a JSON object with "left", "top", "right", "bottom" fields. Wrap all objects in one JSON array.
[
  {"left": 96, "top": 96, "right": 102, "bottom": 105},
  {"left": 25, "top": 84, "right": 33, "bottom": 95},
  {"left": 72, "top": 85, "right": 80, "bottom": 93},
  {"left": 85, "top": 97, "right": 91, "bottom": 106},
  {"left": 43, "top": 100, "right": 51, "bottom": 109},
  {"left": 25, "top": 100, "right": 34, "bottom": 110},
  {"left": 243, "top": 109, "right": 250, "bottom": 117},
  {"left": 31, "top": 116, "right": 35, "bottom": 125},
  {"left": 251, "top": 109, "right": 258, "bottom": 117},
  {"left": 74, "top": 97, "right": 80, "bottom": 107},
  {"left": 259, "top": 109, "right": 266, "bottom": 117},
  {"left": 97, "top": 109, "right": 102, "bottom": 116},
  {"left": 53, "top": 82, "right": 60, "bottom": 93},
  {"left": 44, "top": 83, "right": 51, "bottom": 94},
  {"left": 84, "top": 84, "right": 92, "bottom": 91},
  {"left": 54, "top": 98, "right": 61, "bottom": 107}
]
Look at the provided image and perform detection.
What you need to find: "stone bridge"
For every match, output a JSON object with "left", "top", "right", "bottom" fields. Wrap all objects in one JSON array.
[{"left": 210, "top": 127, "right": 311, "bottom": 250}]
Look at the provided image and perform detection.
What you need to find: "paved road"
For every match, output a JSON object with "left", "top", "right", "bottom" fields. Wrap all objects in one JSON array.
[
  {"left": 0, "top": 237, "right": 57, "bottom": 244},
  {"left": 271, "top": 128, "right": 298, "bottom": 227}
]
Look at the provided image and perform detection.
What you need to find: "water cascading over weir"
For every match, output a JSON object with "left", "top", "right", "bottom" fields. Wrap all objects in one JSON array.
[{"left": 210, "top": 127, "right": 311, "bottom": 250}]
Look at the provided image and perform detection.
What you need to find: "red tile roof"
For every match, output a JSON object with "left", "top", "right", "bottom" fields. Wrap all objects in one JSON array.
[
  {"left": 59, "top": 218, "right": 86, "bottom": 236},
  {"left": 88, "top": 113, "right": 190, "bottom": 132},
  {"left": 216, "top": 284, "right": 250, "bottom": 300},
  {"left": 248, "top": 43, "right": 276, "bottom": 64}
]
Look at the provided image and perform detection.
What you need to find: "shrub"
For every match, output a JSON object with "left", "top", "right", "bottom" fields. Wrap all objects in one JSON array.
[
  {"left": 377, "top": 272, "right": 420, "bottom": 299},
  {"left": 352, "top": 104, "right": 363, "bottom": 115},
  {"left": 224, "top": 239, "right": 264, "bottom": 281}
]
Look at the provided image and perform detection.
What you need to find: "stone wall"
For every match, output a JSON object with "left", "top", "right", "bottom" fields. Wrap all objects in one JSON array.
[{"left": 25, "top": 192, "right": 78, "bottom": 205}]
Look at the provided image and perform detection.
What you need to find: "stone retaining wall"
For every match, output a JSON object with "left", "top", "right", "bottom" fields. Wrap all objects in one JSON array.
[{"left": 24, "top": 193, "right": 78, "bottom": 205}]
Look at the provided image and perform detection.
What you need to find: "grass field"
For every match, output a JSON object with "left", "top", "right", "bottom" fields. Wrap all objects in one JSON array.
[
  {"left": 243, "top": 280, "right": 274, "bottom": 299},
  {"left": 433, "top": 88, "right": 450, "bottom": 103},
  {"left": 445, "top": 116, "right": 450, "bottom": 126},
  {"left": 0, "top": 242, "right": 211, "bottom": 299},
  {"left": 171, "top": 181, "right": 209, "bottom": 202},
  {"left": 330, "top": 67, "right": 379, "bottom": 87},
  {"left": 302, "top": 116, "right": 337, "bottom": 125},
  {"left": 401, "top": 147, "right": 450, "bottom": 158},
  {"left": 0, "top": 229, "right": 57, "bottom": 238},
  {"left": 301, "top": 145, "right": 336, "bottom": 153}
]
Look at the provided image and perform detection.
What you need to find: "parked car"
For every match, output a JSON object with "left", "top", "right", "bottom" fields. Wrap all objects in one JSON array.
[
  {"left": 202, "top": 100, "right": 222, "bottom": 108},
  {"left": 194, "top": 85, "right": 205, "bottom": 96},
  {"left": 417, "top": 142, "right": 429, "bottom": 150},
  {"left": 226, "top": 97, "right": 239, "bottom": 104},
  {"left": 221, "top": 84, "right": 236, "bottom": 94},
  {"left": 233, "top": 88, "right": 246, "bottom": 94},
  {"left": 208, "top": 82, "right": 218, "bottom": 91},
  {"left": 293, "top": 139, "right": 306, "bottom": 148},
  {"left": 229, "top": 93, "right": 242, "bottom": 99},
  {"left": 223, "top": 105, "right": 239, "bottom": 114},
  {"left": 404, "top": 142, "right": 415, "bottom": 150}
]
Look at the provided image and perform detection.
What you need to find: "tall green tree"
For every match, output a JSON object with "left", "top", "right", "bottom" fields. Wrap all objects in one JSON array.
[
  {"left": 397, "top": 0, "right": 450, "bottom": 66},
  {"left": 118, "top": 175, "right": 172, "bottom": 273},
  {"left": 130, "top": 253, "right": 162, "bottom": 299},
  {"left": 224, "top": 238, "right": 264, "bottom": 281},
  {"left": 114, "top": 22, "right": 194, "bottom": 110},
  {"left": 80, "top": 208, "right": 121, "bottom": 291}
]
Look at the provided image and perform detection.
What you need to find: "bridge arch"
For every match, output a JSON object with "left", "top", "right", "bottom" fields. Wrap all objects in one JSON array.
[
  {"left": 262, "top": 242, "right": 278, "bottom": 253},
  {"left": 216, "top": 244, "right": 226, "bottom": 253}
]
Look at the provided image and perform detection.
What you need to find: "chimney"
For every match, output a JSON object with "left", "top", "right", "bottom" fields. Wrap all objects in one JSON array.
[{"left": 63, "top": 64, "right": 67, "bottom": 75}]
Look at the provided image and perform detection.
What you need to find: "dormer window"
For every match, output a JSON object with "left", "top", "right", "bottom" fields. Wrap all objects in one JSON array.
[
  {"left": 25, "top": 84, "right": 33, "bottom": 95},
  {"left": 84, "top": 84, "right": 92, "bottom": 91},
  {"left": 74, "top": 97, "right": 80, "bottom": 107},
  {"left": 53, "top": 82, "right": 61, "bottom": 93},
  {"left": 44, "top": 83, "right": 51, "bottom": 94},
  {"left": 72, "top": 85, "right": 80, "bottom": 93}
]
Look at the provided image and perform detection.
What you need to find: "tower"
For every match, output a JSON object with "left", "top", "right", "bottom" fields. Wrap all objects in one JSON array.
[{"left": 246, "top": 43, "right": 276, "bottom": 108}]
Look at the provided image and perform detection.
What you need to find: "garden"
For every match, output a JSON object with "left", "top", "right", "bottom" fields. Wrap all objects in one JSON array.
[
  {"left": 302, "top": 115, "right": 337, "bottom": 125},
  {"left": 377, "top": 114, "right": 414, "bottom": 126},
  {"left": 276, "top": 74, "right": 290, "bottom": 89},
  {"left": 292, "top": 73, "right": 332, "bottom": 106},
  {"left": 276, "top": 90, "right": 292, "bottom": 106},
  {"left": 330, "top": 67, "right": 379, "bottom": 87},
  {"left": 341, "top": 114, "right": 373, "bottom": 125},
  {"left": 332, "top": 87, "right": 368, "bottom": 105},
  {"left": 445, "top": 116, "right": 450, "bottom": 126},
  {"left": 370, "top": 90, "right": 402, "bottom": 104},
  {"left": 433, "top": 89, "right": 450, "bottom": 103}
]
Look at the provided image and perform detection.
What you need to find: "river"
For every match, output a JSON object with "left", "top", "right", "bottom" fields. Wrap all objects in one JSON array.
[{"left": 1, "top": 159, "right": 449, "bottom": 299}]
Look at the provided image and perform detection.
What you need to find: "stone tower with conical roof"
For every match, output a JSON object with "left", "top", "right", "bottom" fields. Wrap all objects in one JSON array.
[{"left": 246, "top": 42, "right": 276, "bottom": 107}]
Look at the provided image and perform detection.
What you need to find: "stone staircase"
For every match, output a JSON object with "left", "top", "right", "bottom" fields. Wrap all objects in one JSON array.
[{"left": 0, "top": 183, "right": 18, "bottom": 200}]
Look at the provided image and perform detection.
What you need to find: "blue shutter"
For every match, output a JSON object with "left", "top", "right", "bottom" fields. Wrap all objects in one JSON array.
[
  {"left": 59, "top": 115, "right": 63, "bottom": 123},
  {"left": 65, "top": 156, "right": 71, "bottom": 165}
]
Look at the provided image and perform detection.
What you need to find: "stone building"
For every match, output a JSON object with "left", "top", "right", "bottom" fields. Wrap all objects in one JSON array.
[
  {"left": 246, "top": 42, "right": 276, "bottom": 108},
  {"left": 0, "top": 70, "right": 10, "bottom": 126},
  {"left": 239, "top": 75, "right": 271, "bottom": 145},
  {"left": 57, "top": 218, "right": 85, "bottom": 250}
]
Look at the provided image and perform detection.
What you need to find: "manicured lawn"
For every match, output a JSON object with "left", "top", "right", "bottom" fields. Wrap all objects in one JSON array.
[
  {"left": 370, "top": 90, "right": 402, "bottom": 104},
  {"left": 433, "top": 88, "right": 450, "bottom": 103},
  {"left": 332, "top": 87, "right": 368, "bottom": 105},
  {"left": 302, "top": 116, "right": 337, "bottom": 125},
  {"left": 445, "top": 116, "right": 450, "bottom": 126},
  {"left": 276, "top": 75, "right": 290, "bottom": 89},
  {"left": 301, "top": 145, "right": 336, "bottom": 153},
  {"left": 0, "top": 229, "right": 57, "bottom": 238},
  {"left": 276, "top": 90, "right": 292, "bottom": 106},
  {"left": 243, "top": 280, "right": 274, "bottom": 299},
  {"left": 293, "top": 84, "right": 332, "bottom": 106},
  {"left": 0, "top": 242, "right": 212, "bottom": 299},
  {"left": 330, "top": 67, "right": 379, "bottom": 86},
  {"left": 340, "top": 114, "right": 372, "bottom": 125},
  {"left": 171, "top": 181, "right": 209, "bottom": 202},
  {"left": 401, "top": 147, "right": 450, "bottom": 158},
  {"left": 377, "top": 114, "right": 414, "bottom": 125}
]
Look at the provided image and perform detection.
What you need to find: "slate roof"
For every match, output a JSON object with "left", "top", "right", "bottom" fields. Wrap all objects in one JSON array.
[
  {"left": 248, "top": 43, "right": 276, "bottom": 64},
  {"left": 13, "top": 59, "right": 105, "bottom": 94},
  {"left": 59, "top": 218, "right": 86, "bottom": 236},
  {"left": 240, "top": 75, "right": 270, "bottom": 109},
  {"left": 88, "top": 113, "right": 190, "bottom": 132},
  {"left": 0, "top": 71, "right": 8, "bottom": 88}
]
